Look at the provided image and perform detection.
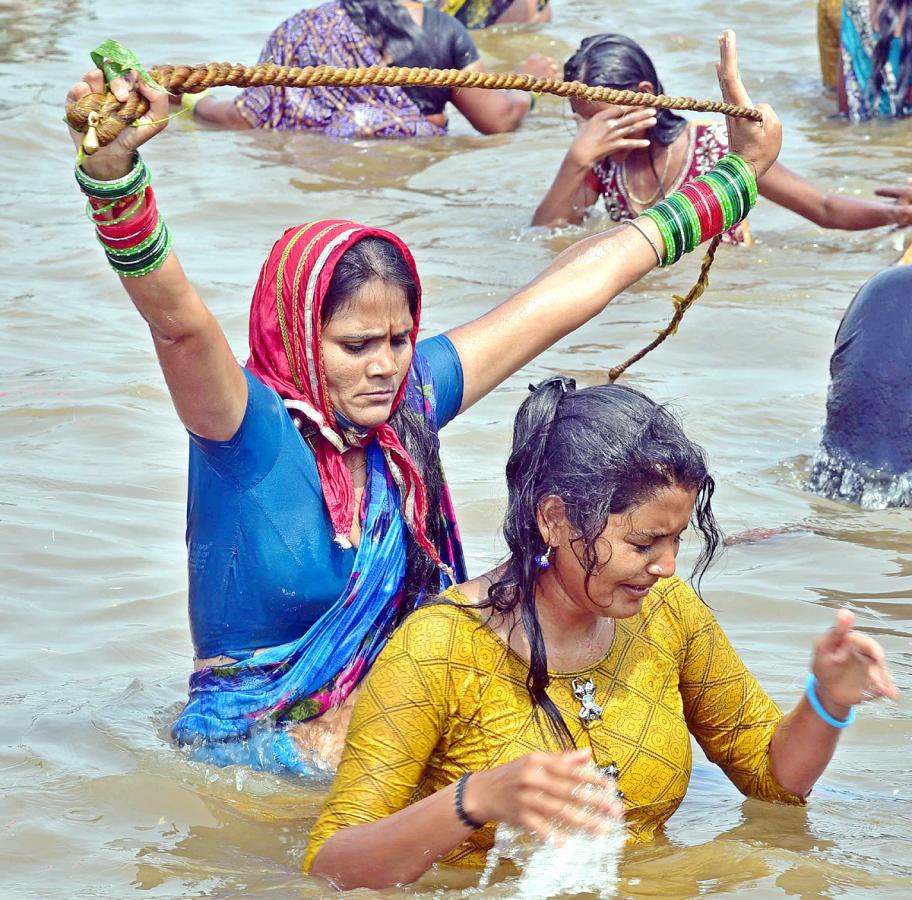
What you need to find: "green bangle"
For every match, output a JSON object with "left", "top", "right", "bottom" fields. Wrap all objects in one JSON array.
[
  {"left": 641, "top": 206, "right": 675, "bottom": 266},
  {"left": 721, "top": 154, "right": 759, "bottom": 206},
  {"left": 75, "top": 152, "right": 148, "bottom": 200},
  {"left": 709, "top": 166, "right": 746, "bottom": 224},
  {"left": 668, "top": 191, "right": 700, "bottom": 253},
  {"left": 698, "top": 172, "right": 736, "bottom": 231},
  {"left": 107, "top": 227, "right": 172, "bottom": 278}
]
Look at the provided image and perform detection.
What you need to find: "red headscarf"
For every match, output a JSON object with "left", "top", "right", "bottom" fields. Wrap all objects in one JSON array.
[{"left": 246, "top": 220, "right": 442, "bottom": 565}]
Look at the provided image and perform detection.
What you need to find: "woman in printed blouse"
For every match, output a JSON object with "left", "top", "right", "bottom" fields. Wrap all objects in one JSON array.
[
  {"left": 304, "top": 377, "right": 897, "bottom": 890},
  {"left": 184, "top": 0, "right": 557, "bottom": 138},
  {"left": 533, "top": 33, "right": 912, "bottom": 233},
  {"left": 839, "top": 0, "right": 912, "bottom": 121}
]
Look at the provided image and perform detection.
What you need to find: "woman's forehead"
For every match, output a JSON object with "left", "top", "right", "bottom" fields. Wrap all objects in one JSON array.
[{"left": 322, "top": 281, "right": 413, "bottom": 333}]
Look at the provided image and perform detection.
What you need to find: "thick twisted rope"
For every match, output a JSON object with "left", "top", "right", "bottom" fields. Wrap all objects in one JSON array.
[
  {"left": 67, "top": 46, "right": 746, "bottom": 379},
  {"left": 66, "top": 61, "right": 762, "bottom": 151},
  {"left": 608, "top": 236, "right": 722, "bottom": 382}
]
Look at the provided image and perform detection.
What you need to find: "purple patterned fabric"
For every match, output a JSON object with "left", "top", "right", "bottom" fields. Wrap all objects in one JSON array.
[{"left": 236, "top": 1, "right": 447, "bottom": 138}]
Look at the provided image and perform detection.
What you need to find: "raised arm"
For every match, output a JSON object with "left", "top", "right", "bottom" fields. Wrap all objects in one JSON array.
[
  {"left": 759, "top": 161, "right": 912, "bottom": 230},
  {"left": 453, "top": 31, "right": 782, "bottom": 413},
  {"left": 67, "top": 70, "right": 247, "bottom": 441}
]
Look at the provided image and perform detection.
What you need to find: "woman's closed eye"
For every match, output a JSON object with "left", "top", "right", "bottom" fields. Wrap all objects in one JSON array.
[{"left": 629, "top": 531, "right": 685, "bottom": 554}]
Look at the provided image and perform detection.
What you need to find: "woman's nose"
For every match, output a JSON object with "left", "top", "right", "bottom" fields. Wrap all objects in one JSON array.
[
  {"left": 646, "top": 547, "right": 676, "bottom": 578},
  {"left": 368, "top": 345, "right": 398, "bottom": 378}
]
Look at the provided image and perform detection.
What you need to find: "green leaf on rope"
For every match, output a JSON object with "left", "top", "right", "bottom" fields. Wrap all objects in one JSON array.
[{"left": 90, "top": 40, "right": 166, "bottom": 92}]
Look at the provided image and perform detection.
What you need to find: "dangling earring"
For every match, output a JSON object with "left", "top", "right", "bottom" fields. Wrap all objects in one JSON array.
[{"left": 535, "top": 545, "right": 554, "bottom": 569}]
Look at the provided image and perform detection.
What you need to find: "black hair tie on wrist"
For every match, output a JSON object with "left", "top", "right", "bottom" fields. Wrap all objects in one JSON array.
[{"left": 454, "top": 772, "right": 483, "bottom": 830}]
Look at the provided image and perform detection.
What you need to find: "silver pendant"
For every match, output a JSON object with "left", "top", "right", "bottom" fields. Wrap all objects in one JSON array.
[{"left": 571, "top": 676, "right": 603, "bottom": 725}]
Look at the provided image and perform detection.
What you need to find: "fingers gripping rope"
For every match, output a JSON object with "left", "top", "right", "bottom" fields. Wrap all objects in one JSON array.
[{"left": 66, "top": 57, "right": 762, "bottom": 152}]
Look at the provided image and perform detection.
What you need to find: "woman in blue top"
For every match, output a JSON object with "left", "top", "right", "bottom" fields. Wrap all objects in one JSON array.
[{"left": 66, "top": 33, "right": 784, "bottom": 775}]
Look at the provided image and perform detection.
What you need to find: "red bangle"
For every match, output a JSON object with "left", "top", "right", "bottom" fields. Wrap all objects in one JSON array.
[
  {"left": 686, "top": 180, "right": 724, "bottom": 241},
  {"left": 89, "top": 193, "right": 143, "bottom": 221},
  {"left": 95, "top": 187, "right": 157, "bottom": 240},
  {"left": 678, "top": 182, "right": 714, "bottom": 244}
]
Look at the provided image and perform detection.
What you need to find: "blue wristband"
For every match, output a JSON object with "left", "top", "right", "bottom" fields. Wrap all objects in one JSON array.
[{"left": 805, "top": 673, "right": 855, "bottom": 728}]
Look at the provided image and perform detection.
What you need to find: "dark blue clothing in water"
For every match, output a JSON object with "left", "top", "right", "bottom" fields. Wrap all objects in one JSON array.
[
  {"left": 809, "top": 266, "right": 912, "bottom": 506},
  {"left": 186, "top": 334, "right": 464, "bottom": 659}
]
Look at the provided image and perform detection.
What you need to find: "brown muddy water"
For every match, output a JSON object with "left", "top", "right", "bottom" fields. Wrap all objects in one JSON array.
[{"left": 1, "top": 0, "right": 911, "bottom": 896}]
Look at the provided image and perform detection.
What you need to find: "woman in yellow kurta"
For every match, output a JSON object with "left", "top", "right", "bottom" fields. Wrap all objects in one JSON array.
[{"left": 305, "top": 378, "right": 897, "bottom": 890}]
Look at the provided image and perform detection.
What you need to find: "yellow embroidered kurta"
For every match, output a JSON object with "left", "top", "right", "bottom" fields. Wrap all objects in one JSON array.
[{"left": 304, "top": 577, "right": 803, "bottom": 870}]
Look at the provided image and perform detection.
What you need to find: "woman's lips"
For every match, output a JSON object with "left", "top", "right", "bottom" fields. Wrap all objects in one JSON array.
[
  {"left": 619, "top": 582, "right": 653, "bottom": 599},
  {"left": 361, "top": 389, "right": 394, "bottom": 402}
]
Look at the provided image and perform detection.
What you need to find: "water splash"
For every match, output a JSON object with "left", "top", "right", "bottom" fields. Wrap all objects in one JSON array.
[
  {"left": 476, "top": 780, "right": 626, "bottom": 899},
  {"left": 806, "top": 446, "right": 912, "bottom": 509}
]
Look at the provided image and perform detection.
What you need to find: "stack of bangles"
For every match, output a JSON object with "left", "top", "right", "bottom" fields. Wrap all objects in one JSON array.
[
  {"left": 74, "top": 153, "right": 172, "bottom": 278},
  {"left": 626, "top": 153, "right": 758, "bottom": 267}
]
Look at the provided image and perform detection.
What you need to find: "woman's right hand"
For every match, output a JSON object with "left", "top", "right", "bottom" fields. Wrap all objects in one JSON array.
[
  {"left": 66, "top": 68, "right": 169, "bottom": 180},
  {"left": 716, "top": 30, "right": 781, "bottom": 178},
  {"left": 567, "top": 106, "right": 656, "bottom": 171},
  {"left": 464, "top": 748, "right": 623, "bottom": 838}
]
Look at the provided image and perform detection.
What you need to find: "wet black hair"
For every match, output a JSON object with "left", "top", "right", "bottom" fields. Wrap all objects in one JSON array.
[
  {"left": 868, "top": 1, "right": 912, "bottom": 108},
  {"left": 564, "top": 33, "right": 688, "bottom": 147},
  {"left": 479, "top": 377, "right": 723, "bottom": 746},
  {"left": 319, "top": 236, "right": 445, "bottom": 620},
  {"left": 341, "top": 0, "right": 434, "bottom": 68}
]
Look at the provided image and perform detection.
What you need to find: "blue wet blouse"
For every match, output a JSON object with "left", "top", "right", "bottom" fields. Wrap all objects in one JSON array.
[{"left": 186, "top": 334, "right": 464, "bottom": 659}]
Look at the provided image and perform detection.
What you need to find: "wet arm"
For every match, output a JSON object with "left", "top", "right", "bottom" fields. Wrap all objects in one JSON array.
[
  {"left": 191, "top": 97, "right": 254, "bottom": 129},
  {"left": 450, "top": 61, "right": 532, "bottom": 134},
  {"left": 531, "top": 155, "right": 599, "bottom": 226},
  {"left": 446, "top": 216, "right": 662, "bottom": 412},
  {"left": 81, "top": 155, "right": 247, "bottom": 440},
  {"left": 310, "top": 783, "right": 475, "bottom": 890},
  {"left": 760, "top": 161, "right": 900, "bottom": 229},
  {"left": 767, "top": 697, "right": 843, "bottom": 798}
]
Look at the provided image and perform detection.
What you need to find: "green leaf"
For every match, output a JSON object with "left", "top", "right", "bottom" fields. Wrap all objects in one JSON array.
[{"left": 90, "top": 40, "right": 166, "bottom": 92}]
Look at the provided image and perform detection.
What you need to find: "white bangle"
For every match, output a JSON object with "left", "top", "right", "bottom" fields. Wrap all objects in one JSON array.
[{"left": 623, "top": 217, "right": 663, "bottom": 266}]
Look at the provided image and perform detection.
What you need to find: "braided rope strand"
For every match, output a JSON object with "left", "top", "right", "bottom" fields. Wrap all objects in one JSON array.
[
  {"left": 66, "top": 61, "right": 762, "bottom": 149},
  {"left": 608, "top": 235, "right": 722, "bottom": 383}
]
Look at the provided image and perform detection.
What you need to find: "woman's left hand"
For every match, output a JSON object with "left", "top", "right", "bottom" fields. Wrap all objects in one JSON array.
[
  {"left": 812, "top": 610, "right": 899, "bottom": 708},
  {"left": 874, "top": 180, "right": 912, "bottom": 205},
  {"left": 874, "top": 180, "right": 912, "bottom": 226}
]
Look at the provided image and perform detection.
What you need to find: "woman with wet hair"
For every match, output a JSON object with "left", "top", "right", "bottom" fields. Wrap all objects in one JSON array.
[
  {"left": 533, "top": 32, "right": 912, "bottom": 231},
  {"left": 182, "top": 0, "right": 557, "bottom": 137},
  {"left": 840, "top": 0, "right": 912, "bottom": 121},
  {"left": 304, "top": 377, "right": 897, "bottom": 889},
  {"left": 67, "top": 32, "right": 779, "bottom": 776}
]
